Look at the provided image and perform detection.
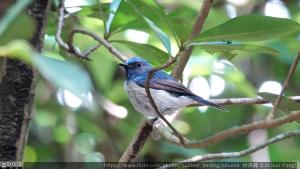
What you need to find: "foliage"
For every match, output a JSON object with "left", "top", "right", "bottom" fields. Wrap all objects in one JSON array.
[
  {"left": 193, "top": 15, "right": 300, "bottom": 42},
  {"left": 0, "top": 0, "right": 300, "bottom": 163}
]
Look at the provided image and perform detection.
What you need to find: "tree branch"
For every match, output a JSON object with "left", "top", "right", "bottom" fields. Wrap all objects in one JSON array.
[
  {"left": 119, "top": 120, "right": 155, "bottom": 162},
  {"left": 187, "top": 96, "right": 300, "bottom": 107},
  {"left": 171, "top": 0, "right": 213, "bottom": 79},
  {"left": 158, "top": 111, "right": 300, "bottom": 148},
  {"left": 54, "top": 0, "right": 300, "bottom": 163},
  {"left": 266, "top": 51, "right": 300, "bottom": 119},
  {"left": 181, "top": 129, "right": 300, "bottom": 162},
  {"left": 69, "top": 28, "right": 127, "bottom": 62},
  {"left": 0, "top": 0, "right": 50, "bottom": 161},
  {"left": 55, "top": 0, "right": 128, "bottom": 62},
  {"left": 120, "top": 0, "right": 214, "bottom": 161},
  {"left": 144, "top": 56, "right": 186, "bottom": 145},
  {"left": 119, "top": 95, "right": 300, "bottom": 161}
]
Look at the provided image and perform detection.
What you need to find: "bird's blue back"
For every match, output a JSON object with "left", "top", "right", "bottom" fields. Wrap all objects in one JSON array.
[{"left": 122, "top": 56, "right": 225, "bottom": 111}]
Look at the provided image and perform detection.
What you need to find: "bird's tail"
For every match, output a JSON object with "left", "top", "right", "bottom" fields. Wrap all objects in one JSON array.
[{"left": 190, "top": 95, "right": 228, "bottom": 112}]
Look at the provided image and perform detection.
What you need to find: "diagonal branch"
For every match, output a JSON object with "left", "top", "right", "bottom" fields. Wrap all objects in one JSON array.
[
  {"left": 67, "top": 30, "right": 101, "bottom": 58},
  {"left": 181, "top": 129, "right": 300, "bottom": 162},
  {"left": 144, "top": 56, "right": 185, "bottom": 145},
  {"left": 266, "top": 51, "right": 300, "bottom": 119},
  {"left": 54, "top": 0, "right": 300, "bottom": 163},
  {"left": 68, "top": 28, "right": 127, "bottom": 62},
  {"left": 171, "top": 0, "right": 213, "bottom": 79},
  {"left": 56, "top": 0, "right": 94, "bottom": 60},
  {"left": 119, "top": 95, "right": 300, "bottom": 162},
  {"left": 55, "top": 0, "right": 127, "bottom": 62},
  {"left": 121, "top": 0, "right": 217, "bottom": 162},
  {"left": 142, "top": 0, "right": 213, "bottom": 154},
  {"left": 158, "top": 111, "right": 300, "bottom": 148},
  {"left": 119, "top": 120, "right": 156, "bottom": 162},
  {"left": 54, "top": 0, "right": 214, "bottom": 163}
]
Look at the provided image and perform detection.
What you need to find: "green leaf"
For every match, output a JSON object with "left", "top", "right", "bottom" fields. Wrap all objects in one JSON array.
[
  {"left": 105, "top": 0, "right": 122, "bottom": 34},
  {"left": 0, "top": 13, "right": 35, "bottom": 45},
  {"left": 124, "top": 0, "right": 174, "bottom": 53},
  {"left": 0, "top": 40, "right": 34, "bottom": 64},
  {"left": 107, "top": 1, "right": 141, "bottom": 33},
  {"left": 111, "top": 40, "right": 168, "bottom": 66},
  {"left": 75, "top": 4, "right": 105, "bottom": 18},
  {"left": 170, "top": 18, "right": 193, "bottom": 44},
  {"left": 80, "top": 2, "right": 144, "bottom": 33},
  {"left": 42, "top": 51, "right": 65, "bottom": 61},
  {"left": 0, "top": 0, "right": 32, "bottom": 37},
  {"left": 194, "top": 15, "right": 300, "bottom": 42},
  {"left": 130, "top": 0, "right": 178, "bottom": 45},
  {"left": 143, "top": 17, "right": 172, "bottom": 55},
  {"left": 34, "top": 55, "right": 93, "bottom": 99},
  {"left": 107, "top": 0, "right": 177, "bottom": 45},
  {"left": 258, "top": 92, "right": 300, "bottom": 114},
  {"left": 87, "top": 48, "right": 117, "bottom": 92},
  {"left": 190, "top": 41, "right": 280, "bottom": 60}
]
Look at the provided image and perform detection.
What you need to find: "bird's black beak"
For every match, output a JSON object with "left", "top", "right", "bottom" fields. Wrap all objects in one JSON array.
[{"left": 118, "top": 63, "right": 131, "bottom": 68}]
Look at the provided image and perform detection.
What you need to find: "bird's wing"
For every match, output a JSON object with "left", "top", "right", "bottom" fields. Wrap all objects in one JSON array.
[
  {"left": 150, "top": 79, "right": 194, "bottom": 95},
  {"left": 134, "top": 71, "right": 226, "bottom": 111},
  {"left": 134, "top": 71, "right": 194, "bottom": 96}
]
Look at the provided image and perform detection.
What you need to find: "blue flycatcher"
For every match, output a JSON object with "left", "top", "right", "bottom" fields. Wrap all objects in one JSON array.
[{"left": 119, "top": 57, "right": 225, "bottom": 119}]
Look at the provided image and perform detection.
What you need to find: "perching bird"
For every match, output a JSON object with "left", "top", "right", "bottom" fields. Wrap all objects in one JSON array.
[{"left": 119, "top": 57, "right": 225, "bottom": 119}]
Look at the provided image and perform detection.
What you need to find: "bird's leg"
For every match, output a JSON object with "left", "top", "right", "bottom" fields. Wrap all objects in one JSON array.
[
  {"left": 158, "top": 118, "right": 186, "bottom": 146},
  {"left": 173, "top": 130, "right": 186, "bottom": 146},
  {"left": 150, "top": 117, "right": 186, "bottom": 146},
  {"left": 161, "top": 119, "right": 186, "bottom": 146}
]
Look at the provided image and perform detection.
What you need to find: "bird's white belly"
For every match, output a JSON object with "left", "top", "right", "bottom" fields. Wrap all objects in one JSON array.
[{"left": 124, "top": 81, "right": 192, "bottom": 118}]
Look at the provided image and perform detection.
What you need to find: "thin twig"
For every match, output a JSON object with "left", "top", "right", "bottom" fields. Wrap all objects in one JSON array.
[
  {"left": 187, "top": 96, "right": 300, "bottom": 107},
  {"left": 56, "top": 0, "right": 94, "bottom": 59},
  {"left": 266, "top": 51, "right": 300, "bottom": 119},
  {"left": 143, "top": 0, "right": 213, "bottom": 148},
  {"left": 119, "top": 95, "right": 300, "bottom": 162},
  {"left": 56, "top": 0, "right": 70, "bottom": 51},
  {"left": 158, "top": 111, "right": 300, "bottom": 148},
  {"left": 56, "top": 0, "right": 128, "bottom": 61},
  {"left": 181, "top": 129, "right": 300, "bottom": 162},
  {"left": 144, "top": 57, "right": 186, "bottom": 145},
  {"left": 188, "top": 0, "right": 213, "bottom": 41},
  {"left": 70, "top": 29, "right": 127, "bottom": 62},
  {"left": 171, "top": 0, "right": 213, "bottom": 79},
  {"left": 67, "top": 30, "right": 101, "bottom": 58},
  {"left": 54, "top": 0, "right": 300, "bottom": 163}
]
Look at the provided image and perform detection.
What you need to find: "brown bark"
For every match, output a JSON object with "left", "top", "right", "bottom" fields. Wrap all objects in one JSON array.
[{"left": 0, "top": 0, "right": 50, "bottom": 161}]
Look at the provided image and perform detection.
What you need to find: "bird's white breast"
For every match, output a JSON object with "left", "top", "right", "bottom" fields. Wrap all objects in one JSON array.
[{"left": 124, "top": 81, "right": 192, "bottom": 118}]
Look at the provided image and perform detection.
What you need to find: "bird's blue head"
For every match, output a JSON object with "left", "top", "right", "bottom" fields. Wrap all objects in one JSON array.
[{"left": 119, "top": 57, "right": 153, "bottom": 80}]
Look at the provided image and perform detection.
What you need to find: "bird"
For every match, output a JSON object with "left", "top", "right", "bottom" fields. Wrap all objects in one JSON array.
[{"left": 119, "top": 57, "right": 225, "bottom": 119}]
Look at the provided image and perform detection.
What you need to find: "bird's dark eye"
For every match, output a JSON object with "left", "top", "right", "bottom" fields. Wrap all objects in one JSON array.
[{"left": 136, "top": 62, "right": 141, "bottom": 67}]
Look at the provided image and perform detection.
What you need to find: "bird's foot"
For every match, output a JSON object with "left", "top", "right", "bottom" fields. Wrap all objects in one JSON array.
[{"left": 175, "top": 132, "right": 186, "bottom": 147}]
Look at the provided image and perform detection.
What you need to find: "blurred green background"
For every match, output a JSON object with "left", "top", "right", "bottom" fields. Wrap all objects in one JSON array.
[{"left": 1, "top": 0, "right": 300, "bottom": 164}]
